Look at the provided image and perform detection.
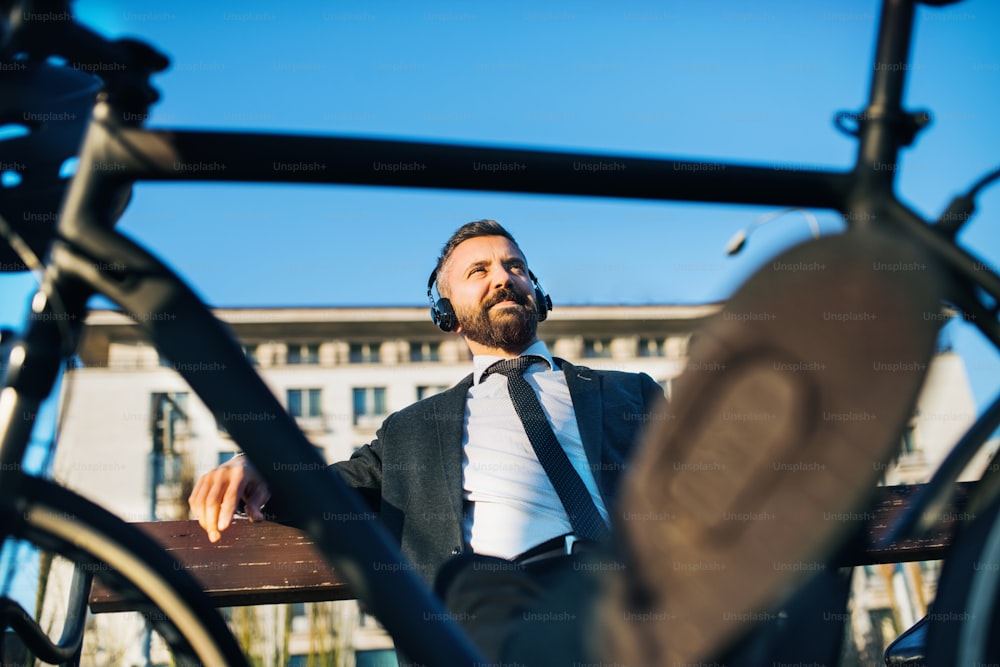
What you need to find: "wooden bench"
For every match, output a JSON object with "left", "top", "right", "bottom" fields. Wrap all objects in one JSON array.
[
  {"left": 88, "top": 518, "right": 354, "bottom": 613},
  {"left": 88, "top": 482, "right": 977, "bottom": 614}
]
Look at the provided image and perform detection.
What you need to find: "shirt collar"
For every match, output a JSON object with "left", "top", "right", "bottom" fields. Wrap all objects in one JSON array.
[{"left": 473, "top": 340, "right": 556, "bottom": 385}]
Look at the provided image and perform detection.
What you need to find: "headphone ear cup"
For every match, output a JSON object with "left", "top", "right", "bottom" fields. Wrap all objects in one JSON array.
[
  {"left": 535, "top": 288, "right": 552, "bottom": 322},
  {"left": 434, "top": 297, "right": 458, "bottom": 332}
]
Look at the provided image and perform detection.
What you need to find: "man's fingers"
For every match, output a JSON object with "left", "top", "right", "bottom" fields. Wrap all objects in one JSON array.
[
  {"left": 214, "top": 464, "right": 248, "bottom": 534},
  {"left": 202, "top": 473, "right": 230, "bottom": 542},
  {"left": 187, "top": 461, "right": 246, "bottom": 542},
  {"left": 188, "top": 477, "right": 211, "bottom": 535},
  {"left": 187, "top": 457, "right": 273, "bottom": 541}
]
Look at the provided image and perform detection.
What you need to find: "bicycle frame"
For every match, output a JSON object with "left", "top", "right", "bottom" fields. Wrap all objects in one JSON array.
[{"left": 2, "top": 0, "right": 999, "bottom": 664}]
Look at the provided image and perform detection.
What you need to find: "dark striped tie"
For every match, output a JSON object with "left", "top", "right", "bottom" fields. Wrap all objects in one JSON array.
[{"left": 484, "top": 356, "right": 610, "bottom": 542}]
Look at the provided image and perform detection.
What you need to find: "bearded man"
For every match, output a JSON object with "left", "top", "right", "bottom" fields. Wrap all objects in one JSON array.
[
  {"left": 190, "top": 218, "right": 937, "bottom": 666},
  {"left": 190, "top": 219, "right": 662, "bottom": 658}
]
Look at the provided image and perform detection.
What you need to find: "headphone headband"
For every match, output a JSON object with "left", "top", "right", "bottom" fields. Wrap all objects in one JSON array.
[{"left": 426, "top": 268, "right": 551, "bottom": 332}]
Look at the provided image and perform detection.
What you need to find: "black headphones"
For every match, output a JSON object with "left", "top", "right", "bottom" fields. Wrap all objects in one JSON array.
[{"left": 426, "top": 268, "right": 553, "bottom": 332}]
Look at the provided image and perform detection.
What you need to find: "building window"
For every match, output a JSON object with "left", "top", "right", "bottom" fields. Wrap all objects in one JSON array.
[
  {"left": 218, "top": 451, "right": 240, "bottom": 466},
  {"left": 417, "top": 385, "right": 449, "bottom": 401},
  {"left": 287, "top": 343, "right": 320, "bottom": 365},
  {"left": 288, "top": 388, "right": 323, "bottom": 418},
  {"left": 582, "top": 338, "right": 612, "bottom": 358},
  {"left": 150, "top": 392, "right": 189, "bottom": 452},
  {"left": 350, "top": 342, "right": 380, "bottom": 364},
  {"left": 409, "top": 341, "right": 440, "bottom": 363},
  {"left": 638, "top": 338, "right": 663, "bottom": 357},
  {"left": 901, "top": 424, "right": 918, "bottom": 454},
  {"left": 353, "top": 387, "right": 387, "bottom": 426},
  {"left": 149, "top": 392, "right": 189, "bottom": 520},
  {"left": 289, "top": 602, "right": 309, "bottom": 635},
  {"left": 355, "top": 648, "right": 398, "bottom": 667},
  {"left": 288, "top": 388, "right": 326, "bottom": 434}
]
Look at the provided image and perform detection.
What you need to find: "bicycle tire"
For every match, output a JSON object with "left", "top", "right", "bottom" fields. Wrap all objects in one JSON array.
[
  {"left": 925, "top": 486, "right": 1000, "bottom": 666},
  {"left": 0, "top": 471, "right": 249, "bottom": 667}
]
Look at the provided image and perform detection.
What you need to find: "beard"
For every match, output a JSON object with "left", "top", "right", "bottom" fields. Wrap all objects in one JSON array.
[{"left": 454, "top": 287, "right": 538, "bottom": 351}]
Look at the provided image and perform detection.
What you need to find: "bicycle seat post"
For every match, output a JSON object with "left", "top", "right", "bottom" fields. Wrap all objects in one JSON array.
[{"left": 847, "top": 0, "right": 932, "bottom": 222}]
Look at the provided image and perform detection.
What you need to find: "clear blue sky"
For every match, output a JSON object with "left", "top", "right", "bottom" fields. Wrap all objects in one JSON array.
[{"left": 3, "top": 0, "right": 999, "bottom": 406}]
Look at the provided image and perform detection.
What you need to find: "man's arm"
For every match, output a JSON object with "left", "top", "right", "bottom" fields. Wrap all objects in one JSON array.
[
  {"left": 260, "top": 439, "right": 386, "bottom": 523},
  {"left": 188, "top": 422, "right": 391, "bottom": 541}
]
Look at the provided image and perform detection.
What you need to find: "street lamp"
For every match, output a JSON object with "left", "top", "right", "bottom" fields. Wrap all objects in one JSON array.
[{"left": 725, "top": 207, "right": 821, "bottom": 256}]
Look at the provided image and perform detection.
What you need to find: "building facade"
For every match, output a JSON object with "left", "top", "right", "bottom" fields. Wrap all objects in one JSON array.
[{"left": 41, "top": 304, "right": 991, "bottom": 665}]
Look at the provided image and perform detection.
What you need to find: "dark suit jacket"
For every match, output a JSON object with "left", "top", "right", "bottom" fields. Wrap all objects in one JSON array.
[{"left": 322, "top": 359, "right": 665, "bottom": 583}]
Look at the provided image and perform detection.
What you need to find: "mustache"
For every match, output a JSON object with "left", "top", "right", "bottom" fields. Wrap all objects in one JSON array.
[{"left": 485, "top": 288, "right": 529, "bottom": 309}]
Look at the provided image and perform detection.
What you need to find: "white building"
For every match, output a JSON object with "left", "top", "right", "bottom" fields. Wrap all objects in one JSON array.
[{"left": 39, "top": 304, "right": 989, "bottom": 665}]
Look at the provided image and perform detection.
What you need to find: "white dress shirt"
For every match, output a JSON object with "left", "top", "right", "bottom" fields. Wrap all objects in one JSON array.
[{"left": 461, "top": 341, "right": 609, "bottom": 559}]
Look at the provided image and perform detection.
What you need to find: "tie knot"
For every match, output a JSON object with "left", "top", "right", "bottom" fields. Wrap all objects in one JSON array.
[{"left": 483, "top": 355, "right": 544, "bottom": 382}]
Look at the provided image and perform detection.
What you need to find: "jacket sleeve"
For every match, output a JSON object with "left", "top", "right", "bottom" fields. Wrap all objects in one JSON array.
[
  {"left": 261, "top": 416, "right": 393, "bottom": 522},
  {"left": 330, "top": 421, "right": 390, "bottom": 511}
]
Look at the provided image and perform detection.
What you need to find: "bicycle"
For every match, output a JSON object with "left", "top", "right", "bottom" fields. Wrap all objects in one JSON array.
[{"left": 1, "top": 0, "right": 999, "bottom": 664}]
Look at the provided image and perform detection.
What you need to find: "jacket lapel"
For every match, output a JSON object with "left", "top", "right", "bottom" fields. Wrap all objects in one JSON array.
[
  {"left": 434, "top": 374, "right": 474, "bottom": 526},
  {"left": 557, "top": 358, "right": 605, "bottom": 483}
]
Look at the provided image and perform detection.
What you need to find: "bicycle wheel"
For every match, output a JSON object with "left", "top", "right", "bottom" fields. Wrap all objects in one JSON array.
[
  {"left": 0, "top": 471, "right": 249, "bottom": 666},
  {"left": 925, "top": 487, "right": 1000, "bottom": 666}
]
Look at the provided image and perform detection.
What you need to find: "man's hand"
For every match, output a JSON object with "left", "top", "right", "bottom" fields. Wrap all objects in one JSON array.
[{"left": 188, "top": 455, "right": 271, "bottom": 543}]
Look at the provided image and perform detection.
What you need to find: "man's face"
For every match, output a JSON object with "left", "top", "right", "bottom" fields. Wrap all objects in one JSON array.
[{"left": 440, "top": 235, "right": 539, "bottom": 352}]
